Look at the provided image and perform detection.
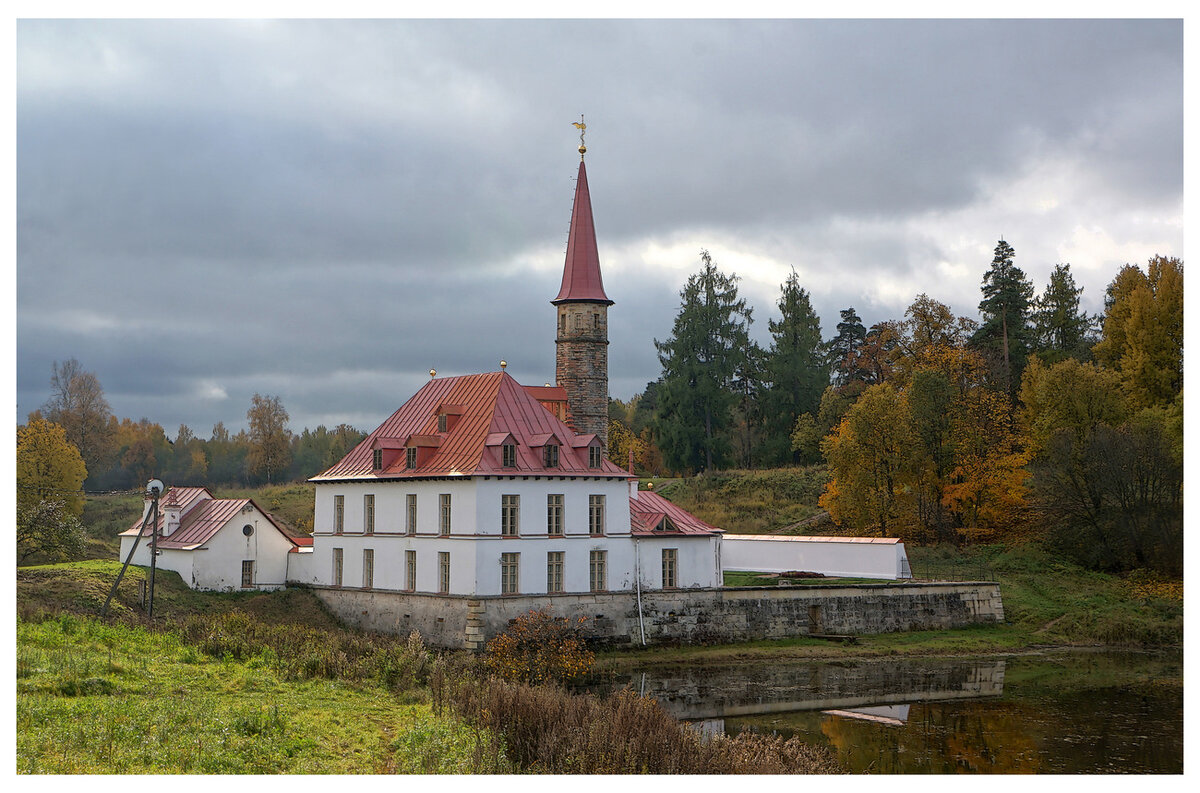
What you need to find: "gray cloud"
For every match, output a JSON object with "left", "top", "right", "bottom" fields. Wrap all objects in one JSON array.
[{"left": 16, "top": 19, "right": 1183, "bottom": 434}]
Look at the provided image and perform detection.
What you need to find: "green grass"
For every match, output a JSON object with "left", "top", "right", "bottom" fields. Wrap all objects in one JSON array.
[
  {"left": 211, "top": 482, "right": 315, "bottom": 534},
  {"left": 650, "top": 466, "right": 830, "bottom": 534},
  {"left": 17, "top": 616, "right": 511, "bottom": 774},
  {"left": 80, "top": 493, "right": 144, "bottom": 561}
]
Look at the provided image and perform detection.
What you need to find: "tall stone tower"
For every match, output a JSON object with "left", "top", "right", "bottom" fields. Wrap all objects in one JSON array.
[{"left": 552, "top": 139, "right": 612, "bottom": 448}]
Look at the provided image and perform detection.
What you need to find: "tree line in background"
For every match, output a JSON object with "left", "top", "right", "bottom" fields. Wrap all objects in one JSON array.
[
  {"left": 16, "top": 243, "right": 1182, "bottom": 575},
  {"left": 609, "top": 245, "right": 1182, "bottom": 575},
  {"left": 20, "top": 362, "right": 367, "bottom": 495}
]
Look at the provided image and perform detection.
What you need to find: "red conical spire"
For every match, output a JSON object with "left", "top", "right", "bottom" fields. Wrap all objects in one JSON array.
[{"left": 552, "top": 159, "right": 613, "bottom": 305}]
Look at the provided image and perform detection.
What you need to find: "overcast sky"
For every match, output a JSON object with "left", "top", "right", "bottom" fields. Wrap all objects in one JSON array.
[{"left": 15, "top": 18, "right": 1184, "bottom": 437}]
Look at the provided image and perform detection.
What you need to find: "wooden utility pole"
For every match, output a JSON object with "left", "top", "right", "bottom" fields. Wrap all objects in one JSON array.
[{"left": 102, "top": 480, "right": 162, "bottom": 618}]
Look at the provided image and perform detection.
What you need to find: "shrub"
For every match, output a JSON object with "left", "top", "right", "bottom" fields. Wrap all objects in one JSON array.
[
  {"left": 442, "top": 676, "right": 841, "bottom": 774},
  {"left": 483, "top": 608, "right": 594, "bottom": 685}
]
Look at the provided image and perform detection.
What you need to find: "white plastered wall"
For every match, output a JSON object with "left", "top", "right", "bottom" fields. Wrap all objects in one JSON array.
[{"left": 721, "top": 536, "right": 909, "bottom": 580}]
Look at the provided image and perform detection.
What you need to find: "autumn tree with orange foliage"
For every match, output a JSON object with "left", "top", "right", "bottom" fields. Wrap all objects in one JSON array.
[
  {"left": 821, "top": 295, "right": 1029, "bottom": 543},
  {"left": 484, "top": 608, "right": 594, "bottom": 686}
]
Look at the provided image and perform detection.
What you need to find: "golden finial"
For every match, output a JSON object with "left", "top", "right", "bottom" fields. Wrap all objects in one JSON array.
[
  {"left": 500, "top": 360, "right": 507, "bottom": 370},
  {"left": 429, "top": 368, "right": 436, "bottom": 379},
  {"left": 572, "top": 114, "right": 586, "bottom": 158}
]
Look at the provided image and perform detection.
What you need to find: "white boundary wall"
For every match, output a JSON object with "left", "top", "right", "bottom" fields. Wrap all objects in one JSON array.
[{"left": 722, "top": 535, "right": 909, "bottom": 580}]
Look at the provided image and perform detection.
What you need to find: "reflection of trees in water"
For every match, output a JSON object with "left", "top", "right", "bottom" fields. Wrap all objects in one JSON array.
[{"left": 806, "top": 700, "right": 1045, "bottom": 773}]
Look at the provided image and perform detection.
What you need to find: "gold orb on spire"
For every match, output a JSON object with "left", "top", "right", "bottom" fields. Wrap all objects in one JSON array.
[{"left": 429, "top": 368, "right": 436, "bottom": 379}]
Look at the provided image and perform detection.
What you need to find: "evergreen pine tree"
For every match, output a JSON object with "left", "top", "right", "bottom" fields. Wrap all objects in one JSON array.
[
  {"left": 829, "top": 306, "right": 868, "bottom": 386},
  {"left": 653, "top": 251, "right": 753, "bottom": 473},
  {"left": 1032, "top": 263, "right": 1094, "bottom": 359},
  {"left": 761, "top": 270, "right": 826, "bottom": 463},
  {"left": 971, "top": 239, "right": 1035, "bottom": 394}
]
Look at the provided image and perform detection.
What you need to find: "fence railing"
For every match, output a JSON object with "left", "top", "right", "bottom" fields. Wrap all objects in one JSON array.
[{"left": 904, "top": 558, "right": 997, "bottom": 582}]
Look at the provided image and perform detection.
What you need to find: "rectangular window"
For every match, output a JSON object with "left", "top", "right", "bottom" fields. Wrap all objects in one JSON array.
[
  {"left": 438, "top": 551, "right": 450, "bottom": 594},
  {"left": 332, "top": 547, "right": 343, "bottom": 587},
  {"left": 500, "top": 552, "right": 520, "bottom": 595},
  {"left": 589, "top": 550, "right": 607, "bottom": 592},
  {"left": 439, "top": 494, "right": 452, "bottom": 535},
  {"left": 547, "top": 551, "right": 564, "bottom": 594},
  {"left": 543, "top": 444, "right": 559, "bottom": 468},
  {"left": 405, "top": 550, "right": 417, "bottom": 592},
  {"left": 589, "top": 495, "right": 605, "bottom": 536},
  {"left": 558, "top": 313, "right": 566, "bottom": 335},
  {"left": 406, "top": 494, "right": 417, "bottom": 535},
  {"left": 363, "top": 494, "right": 375, "bottom": 534},
  {"left": 662, "top": 548, "right": 678, "bottom": 589},
  {"left": 501, "top": 494, "right": 520, "bottom": 536},
  {"left": 334, "top": 495, "right": 344, "bottom": 534},
  {"left": 372, "top": 448, "right": 383, "bottom": 470},
  {"left": 406, "top": 447, "right": 417, "bottom": 469},
  {"left": 589, "top": 446, "right": 602, "bottom": 468},
  {"left": 502, "top": 443, "right": 516, "bottom": 468},
  {"left": 547, "top": 494, "right": 564, "bottom": 536},
  {"left": 362, "top": 549, "right": 374, "bottom": 589},
  {"left": 241, "top": 559, "right": 254, "bottom": 588},
  {"left": 438, "top": 413, "right": 448, "bottom": 433}
]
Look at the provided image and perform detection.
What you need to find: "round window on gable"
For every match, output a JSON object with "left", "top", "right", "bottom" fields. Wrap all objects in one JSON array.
[{"left": 243, "top": 524, "right": 254, "bottom": 537}]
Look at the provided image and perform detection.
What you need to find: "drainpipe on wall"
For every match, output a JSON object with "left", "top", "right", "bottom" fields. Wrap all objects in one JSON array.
[{"left": 635, "top": 539, "right": 646, "bottom": 646}]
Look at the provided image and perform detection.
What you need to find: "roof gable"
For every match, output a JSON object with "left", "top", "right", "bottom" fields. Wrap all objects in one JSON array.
[{"left": 629, "top": 490, "right": 721, "bottom": 536}]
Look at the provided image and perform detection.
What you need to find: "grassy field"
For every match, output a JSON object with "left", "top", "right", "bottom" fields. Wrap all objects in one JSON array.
[
  {"left": 16, "top": 561, "right": 839, "bottom": 774},
  {"left": 648, "top": 466, "right": 831, "bottom": 534},
  {"left": 17, "top": 615, "right": 510, "bottom": 774}
]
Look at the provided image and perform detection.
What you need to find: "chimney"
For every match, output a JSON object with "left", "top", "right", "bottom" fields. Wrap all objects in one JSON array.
[
  {"left": 162, "top": 489, "right": 182, "bottom": 537},
  {"left": 629, "top": 478, "right": 640, "bottom": 501}
]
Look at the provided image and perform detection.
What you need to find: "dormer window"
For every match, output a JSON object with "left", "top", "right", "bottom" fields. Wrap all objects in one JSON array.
[
  {"left": 437, "top": 413, "right": 448, "bottom": 433},
  {"left": 655, "top": 516, "right": 676, "bottom": 533},
  {"left": 588, "top": 446, "right": 602, "bottom": 468},
  {"left": 543, "top": 443, "right": 559, "bottom": 468},
  {"left": 372, "top": 449, "right": 383, "bottom": 470},
  {"left": 502, "top": 443, "right": 517, "bottom": 468},
  {"left": 406, "top": 447, "right": 418, "bottom": 469}
]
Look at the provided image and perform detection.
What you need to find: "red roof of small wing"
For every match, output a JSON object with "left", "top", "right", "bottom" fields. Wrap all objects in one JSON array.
[
  {"left": 552, "top": 160, "right": 612, "bottom": 305},
  {"left": 630, "top": 490, "right": 722, "bottom": 536},
  {"left": 120, "top": 489, "right": 299, "bottom": 550},
  {"left": 311, "top": 371, "right": 630, "bottom": 481}
]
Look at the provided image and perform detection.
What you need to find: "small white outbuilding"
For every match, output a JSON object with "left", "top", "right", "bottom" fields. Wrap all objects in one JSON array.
[{"left": 118, "top": 486, "right": 305, "bottom": 591}]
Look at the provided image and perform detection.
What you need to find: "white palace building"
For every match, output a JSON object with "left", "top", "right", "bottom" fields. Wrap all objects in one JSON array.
[{"left": 120, "top": 139, "right": 942, "bottom": 648}]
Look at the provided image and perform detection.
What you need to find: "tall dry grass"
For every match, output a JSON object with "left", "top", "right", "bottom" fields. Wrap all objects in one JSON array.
[{"left": 434, "top": 675, "right": 841, "bottom": 774}]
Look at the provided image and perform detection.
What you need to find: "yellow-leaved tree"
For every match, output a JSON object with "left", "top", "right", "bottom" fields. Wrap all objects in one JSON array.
[{"left": 17, "top": 417, "right": 87, "bottom": 517}]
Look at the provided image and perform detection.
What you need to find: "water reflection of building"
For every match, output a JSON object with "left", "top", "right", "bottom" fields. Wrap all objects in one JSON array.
[{"left": 623, "top": 656, "right": 1006, "bottom": 723}]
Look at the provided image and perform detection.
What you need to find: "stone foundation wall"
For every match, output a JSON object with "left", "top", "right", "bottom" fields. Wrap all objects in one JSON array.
[{"left": 312, "top": 581, "right": 1004, "bottom": 650}]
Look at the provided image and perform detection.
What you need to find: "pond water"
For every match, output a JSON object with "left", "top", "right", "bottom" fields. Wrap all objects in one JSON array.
[{"left": 598, "top": 650, "right": 1182, "bottom": 773}]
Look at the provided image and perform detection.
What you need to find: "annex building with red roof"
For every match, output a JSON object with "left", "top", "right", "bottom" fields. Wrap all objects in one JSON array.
[{"left": 119, "top": 486, "right": 305, "bottom": 591}]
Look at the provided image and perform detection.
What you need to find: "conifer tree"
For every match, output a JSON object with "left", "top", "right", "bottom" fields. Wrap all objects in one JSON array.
[
  {"left": 1032, "top": 263, "right": 1094, "bottom": 359},
  {"left": 653, "top": 251, "right": 753, "bottom": 473},
  {"left": 761, "top": 270, "right": 826, "bottom": 463},
  {"left": 971, "top": 239, "right": 1035, "bottom": 395},
  {"left": 829, "top": 307, "right": 868, "bottom": 387}
]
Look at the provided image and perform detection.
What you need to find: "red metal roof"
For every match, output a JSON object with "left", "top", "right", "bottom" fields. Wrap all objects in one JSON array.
[
  {"left": 312, "top": 371, "right": 631, "bottom": 481},
  {"left": 629, "top": 490, "right": 722, "bottom": 536},
  {"left": 120, "top": 488, "right": 300, "bottom": 550},
  {"left": 552, "top": 160, "right": 612, "bottom": 306}
]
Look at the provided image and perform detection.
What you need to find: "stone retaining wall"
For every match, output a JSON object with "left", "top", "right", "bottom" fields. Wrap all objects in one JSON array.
[{"left": 312, "top": 581, "right": 1004, "bottom": 650}]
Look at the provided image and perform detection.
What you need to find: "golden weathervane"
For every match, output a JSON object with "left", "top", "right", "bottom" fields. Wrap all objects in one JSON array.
[{"left": 573, "top": 115, "right": 587, "bottom": 157}]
